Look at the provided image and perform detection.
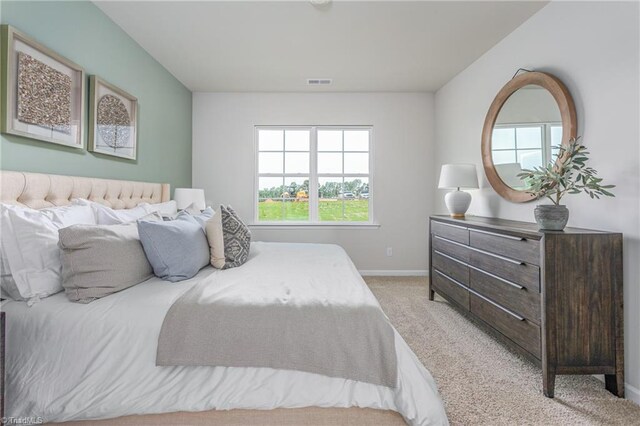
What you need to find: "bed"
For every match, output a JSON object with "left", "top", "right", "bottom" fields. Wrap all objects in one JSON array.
[{"left": 0, "top": 171, "right": 448, "bottom": 426}]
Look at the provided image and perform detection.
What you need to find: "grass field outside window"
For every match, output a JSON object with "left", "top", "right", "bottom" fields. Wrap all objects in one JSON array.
[{"left": 258, "top": 199, "right": 369, "bottom": 222}]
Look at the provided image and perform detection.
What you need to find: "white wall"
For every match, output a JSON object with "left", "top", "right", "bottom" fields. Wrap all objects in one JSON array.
[
  {"left": 193, "top": 93, "right": 435, "bottom": 273},
  {"left": 495, "top": 87, "right": 561, "bottom": 124},
  {"left": 434, "top": 1, "right": 640, "bottom": 402}
]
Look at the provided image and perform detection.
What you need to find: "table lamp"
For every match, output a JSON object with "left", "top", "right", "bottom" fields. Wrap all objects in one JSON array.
[
  {"left": 438, "top": 164, "right": 479, "bottom": 218},
  {"left": 174, "top": 188, "right": 206, "bottom": 212}
]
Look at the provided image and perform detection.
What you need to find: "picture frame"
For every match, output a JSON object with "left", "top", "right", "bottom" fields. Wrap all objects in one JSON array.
[
  {"left": 88, "top": 76, "right": 138, "bottom": 160},
  {"left": 1, "top": 25, "right": 85, "bottom": 149}
]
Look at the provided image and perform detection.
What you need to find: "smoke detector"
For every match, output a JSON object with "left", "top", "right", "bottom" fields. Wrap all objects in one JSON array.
[{"left": 307, "top": 78, "right": 332, "bottom": 86}]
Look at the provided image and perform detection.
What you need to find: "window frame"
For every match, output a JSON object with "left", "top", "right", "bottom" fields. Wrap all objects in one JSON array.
[
  {"left": 253, "top": 125, "right": 375, "bottom": 227},
  {"left": 492, "top": 121, "right": 562, "bottom": 168}
]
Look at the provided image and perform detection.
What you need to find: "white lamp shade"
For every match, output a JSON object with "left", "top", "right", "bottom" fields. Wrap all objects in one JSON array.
[
  {"left": 174, "top": 188, "right": 206, "bottom": 211},
  {"left": 438, "top": 164, "right": 479, "bottom": 190}
]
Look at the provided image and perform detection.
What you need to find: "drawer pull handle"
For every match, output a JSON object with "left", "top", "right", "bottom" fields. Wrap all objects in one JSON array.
[
  {"left": 433, "top": 235, "right": 468, "bottom": 248},
  {"left": 468, "top": 265, "right": 525, "bottom": 290},
  {"left": 434, "top": 250, "right": 469, "bottom": 266},
  {"left": 434, "top": 269, "right": 468, "bottom": 290},
  {"left": 436, "top": 222, "right": 468, "bottom": 231},
  {"left": 434, "top": 234, "right": 526, "bottom": 265},
  {"left": 468, "top": 245, "right": 526, "bottom": 265},
  {"left": 470, "top": 289, "right": 525, "bottom": 321},
  {"left": 472, "top": 228, "right": 527, "bottom": 241}
]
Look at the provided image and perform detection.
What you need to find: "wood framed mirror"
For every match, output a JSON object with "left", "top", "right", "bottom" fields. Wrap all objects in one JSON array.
[{"left": 481, "top": 71, "right": 577, "bottom": 203}]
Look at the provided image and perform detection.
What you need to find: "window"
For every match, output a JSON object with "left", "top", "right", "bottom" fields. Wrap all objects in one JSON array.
[
  {"left": 256, "top": 126, "right": 372, "bottom": 224},
  {"left": 492, "top": 123, "right": 562, "bottom": 171}
]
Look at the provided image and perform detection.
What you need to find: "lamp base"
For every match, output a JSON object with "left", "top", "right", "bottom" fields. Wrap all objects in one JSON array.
[{"left": 444, "top": 190, "right": 472, "bottom": 217}]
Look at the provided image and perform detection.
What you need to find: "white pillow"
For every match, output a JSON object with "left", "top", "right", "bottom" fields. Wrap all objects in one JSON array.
[
  {"left": 80, "top": 201, "right": 154, "bottom": 225},
  {"left": 147, "top": 200, "right": 178, "bottom": 219},
  {"left": 2, "top": 206, "right": 24, "bottom": 300},
  {"left": 0, "top": 226, "right": 21, "bottom": 300},
  {"left": 1, "top": 201, "right": 97, "bottom": 303},
  {"left": 1, "top": 201, "right": 98, "bottom": 300}
]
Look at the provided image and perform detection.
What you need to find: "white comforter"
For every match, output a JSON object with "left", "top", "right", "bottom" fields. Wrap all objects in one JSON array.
[{"left": 3, "top": 242, "right": 448, "bottom": 425}]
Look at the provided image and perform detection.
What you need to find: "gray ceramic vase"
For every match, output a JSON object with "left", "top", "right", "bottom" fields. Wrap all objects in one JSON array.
[{"left": 534, "top": 205, "right": 569, "bottom": 231}]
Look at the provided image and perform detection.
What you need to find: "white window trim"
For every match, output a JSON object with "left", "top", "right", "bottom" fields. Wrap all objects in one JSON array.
[
  {"left": 493, "top": 122, "right": 562, "bottom": 165},
  {"left": 253, "top": 125, "right": 375, "bottom": 227},
  {"left": 248, "top": 223, "right": 381, "bottom": 230}
]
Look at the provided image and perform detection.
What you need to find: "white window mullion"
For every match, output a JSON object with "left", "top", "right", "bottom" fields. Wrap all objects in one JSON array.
[
  {"left": 309, "top": 127, "right": 319, "bottom": 222},
  {"left": 367, "top": 127, "right": 373, "bottom": 222},
  {"left": 254, "top": 126, "right": 260, "bottom": 223},
  {"left": 341, "top": 130, "right": 345, "bottom": 221},
  {"left": 543, "top": 124, "right": 551, "bottom": 164},
  {"left": 281, "top": 132, "right": 286, "bottom": 220}
]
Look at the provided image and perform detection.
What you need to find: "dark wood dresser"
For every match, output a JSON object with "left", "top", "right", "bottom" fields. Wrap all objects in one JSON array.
[{"left": 428, "top": 215, "right": 624, "bottom": 398}]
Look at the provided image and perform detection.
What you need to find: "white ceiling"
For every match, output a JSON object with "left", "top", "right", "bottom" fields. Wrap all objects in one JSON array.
[{"left": 95, "top": 1, "right": 547, "bottom": 92}]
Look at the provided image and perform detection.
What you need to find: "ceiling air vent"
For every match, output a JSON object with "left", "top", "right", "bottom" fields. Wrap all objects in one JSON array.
[{"left": 307, "top": 78, "right": 332, "bottom": 86}]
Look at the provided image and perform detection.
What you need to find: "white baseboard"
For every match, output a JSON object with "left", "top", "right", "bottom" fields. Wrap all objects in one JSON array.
[
  {"left": 627, "top": 382, "right": 640, "bottom": 405},
  {"left": 593, "top": 374, "right": 640, "bottom": 405},
  {"left": 359, "top": 270, "right": 429, "bottom": 277},
  {"left": 593, "top": 375, "right": 640, "bottom": 405}
]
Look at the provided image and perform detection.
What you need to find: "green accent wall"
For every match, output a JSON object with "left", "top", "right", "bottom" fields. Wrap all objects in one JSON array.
[{"left": 0, "top": 1, "right": 192, "bottom": 191}]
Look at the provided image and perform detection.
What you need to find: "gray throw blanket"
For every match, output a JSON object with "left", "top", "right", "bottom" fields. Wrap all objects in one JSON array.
[{"left": 156, "top": 242, "right": 398, "bottom": 388}]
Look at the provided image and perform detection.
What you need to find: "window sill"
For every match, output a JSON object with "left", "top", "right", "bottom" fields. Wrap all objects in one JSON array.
[{"left": 249, "top": 222, "right": 381, "bottom": 230}]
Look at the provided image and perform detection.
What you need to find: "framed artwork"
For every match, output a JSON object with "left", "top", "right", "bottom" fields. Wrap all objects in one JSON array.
[
  {"left": 1, "top": 25, "right": 85, "bottom": 148},
  {"left": 88, "top": 76, "right": 138, "bottom": 160}
]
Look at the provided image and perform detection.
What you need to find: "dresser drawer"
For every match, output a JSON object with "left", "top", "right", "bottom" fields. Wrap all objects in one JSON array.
[
  {"left": 470, "top": 293, "right": 541, "bottom": 359},
  {"left": 433, "top": 250, "right": 469, "bottom": 286},
  {"left": 470, "top": 229, "right": 540, "bottom": 266},
  {"left": 432, "top": 221, "right": 469, "bottom": 245},
  {"left": 432, "top": 269, "right": 469, "bottom": 310},
  {"left": 470, "top": 267, "right": 541, "bottom": 324},
  {"left": 469, "top": 248, "right": 539, "bottom": 292},
  {"left": 432, "top": 235, "right": 470, "bottom": 263}
]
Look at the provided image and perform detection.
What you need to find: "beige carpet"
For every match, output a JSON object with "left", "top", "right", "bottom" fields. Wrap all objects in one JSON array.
[{"left": 365, "top": 276, "right": 640, "bottom": 425}]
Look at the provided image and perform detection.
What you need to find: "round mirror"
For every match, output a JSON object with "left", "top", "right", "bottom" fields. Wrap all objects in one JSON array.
[{"left": 481, "top": 71, "right": 577, "bottom": 202}]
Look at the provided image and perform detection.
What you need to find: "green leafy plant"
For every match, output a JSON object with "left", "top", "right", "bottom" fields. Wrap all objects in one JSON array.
[{"left": 517, "top": 137, "right": 615, "bottom": 205}]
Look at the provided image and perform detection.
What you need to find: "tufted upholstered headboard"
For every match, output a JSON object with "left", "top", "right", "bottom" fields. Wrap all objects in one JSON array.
[{"left": 0, "top": 171, "right": 170, "bottom": 209}]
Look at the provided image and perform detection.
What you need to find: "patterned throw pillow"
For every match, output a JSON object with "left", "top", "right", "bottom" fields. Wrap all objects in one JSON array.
[{"left": 220, "top": 205, "right": 251, "bottom": 269}]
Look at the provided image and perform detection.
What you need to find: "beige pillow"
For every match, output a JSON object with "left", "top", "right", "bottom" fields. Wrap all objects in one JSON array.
[
  {"left": 205, "top": 212, "right": 225, "bottom": 269},
  {"left": 58, "top": 216, "right": 160, "bottom": 303}
]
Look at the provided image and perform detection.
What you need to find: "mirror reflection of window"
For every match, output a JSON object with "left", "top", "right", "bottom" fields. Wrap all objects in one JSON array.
[
  {"left": 490, "top": 84, "right": 562, "bottom": 189},
  {"left": 494, "top": 163, "right": 524, "bottom": 188},
  {"left": 550, "top": 125, "right": 562, "bottom": 159}
]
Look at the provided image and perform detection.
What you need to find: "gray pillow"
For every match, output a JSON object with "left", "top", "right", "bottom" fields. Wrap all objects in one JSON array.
[
  {"left": 137, "top": 214, "right": 210, "bottom": 282},
  {"left": 220, "top": 205, "right": 251, "bottom": 269},
  {"left": 58, "top": 223, "right": 154, "bottom": 303}
]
